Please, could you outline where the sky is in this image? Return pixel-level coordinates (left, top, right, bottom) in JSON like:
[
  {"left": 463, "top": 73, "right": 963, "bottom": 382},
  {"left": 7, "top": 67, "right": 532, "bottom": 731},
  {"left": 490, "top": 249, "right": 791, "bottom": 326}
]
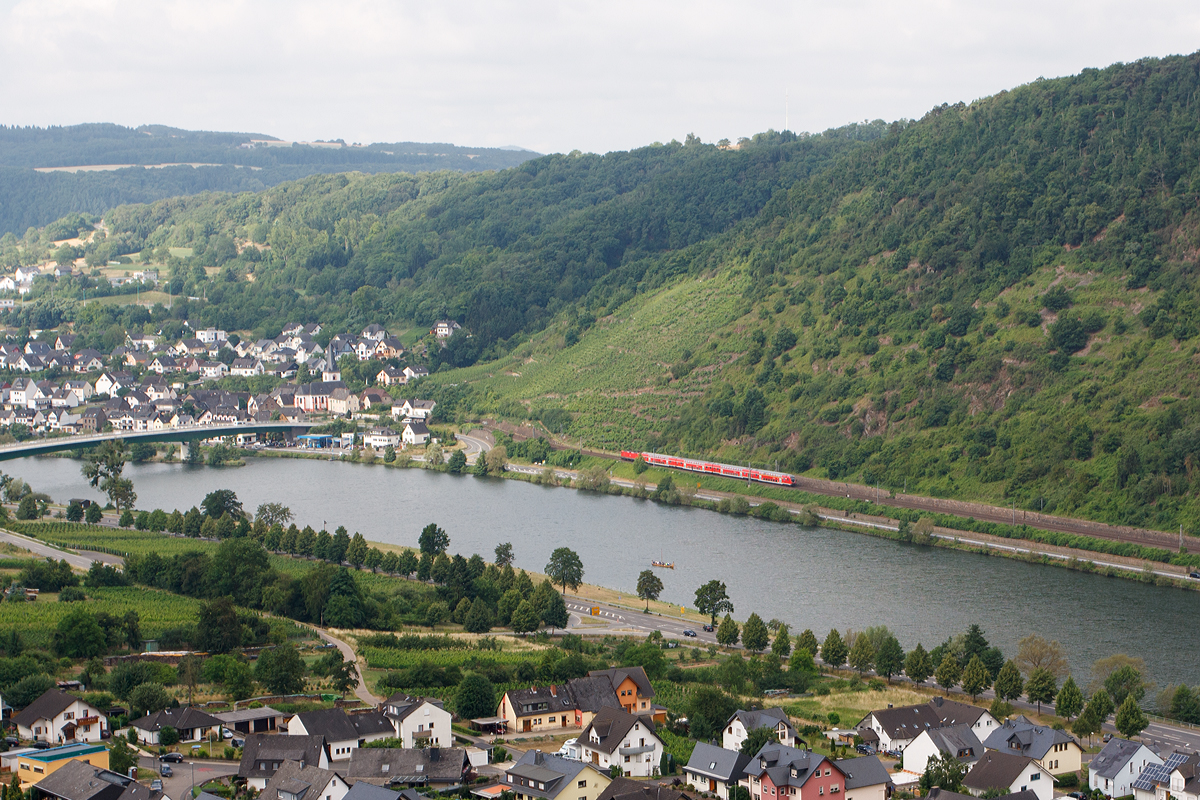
[{"left": 1, "top": 0, "right": 1199, "bottom": 155}]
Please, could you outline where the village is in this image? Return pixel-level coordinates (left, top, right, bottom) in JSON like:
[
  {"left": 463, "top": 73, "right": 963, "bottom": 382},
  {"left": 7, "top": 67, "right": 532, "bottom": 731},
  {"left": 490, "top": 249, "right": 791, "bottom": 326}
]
[{"left": 0, "top": 317, "right": 459, "bottom": 451}]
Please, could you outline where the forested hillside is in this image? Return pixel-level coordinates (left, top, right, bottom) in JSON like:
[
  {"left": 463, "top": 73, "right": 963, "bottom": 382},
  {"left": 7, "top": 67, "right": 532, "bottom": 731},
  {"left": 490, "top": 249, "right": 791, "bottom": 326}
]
[
  {"left": 0, "top": 123, "right": 538, "bottom": 235},
  {"left": 12, "top": 52, "right": 1200, "bottom": 532}
]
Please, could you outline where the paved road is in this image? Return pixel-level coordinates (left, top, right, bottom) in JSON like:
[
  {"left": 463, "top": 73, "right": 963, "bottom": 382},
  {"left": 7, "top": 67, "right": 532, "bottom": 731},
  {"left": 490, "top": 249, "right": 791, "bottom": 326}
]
[
  {"left": 310, "top": 626, "right": 381, "bottom": 706},
  {"left": 138, "top": 754, "right": 238, "bottom": 800},
  {"left": 564, "top": 597, "right": 718, "bottom": 645},
  {"left": 0, "top": 528, "right": 97, "bottom": 569},
  {"left": 456, "top": 432, "right": 492, "bottom": 464}
]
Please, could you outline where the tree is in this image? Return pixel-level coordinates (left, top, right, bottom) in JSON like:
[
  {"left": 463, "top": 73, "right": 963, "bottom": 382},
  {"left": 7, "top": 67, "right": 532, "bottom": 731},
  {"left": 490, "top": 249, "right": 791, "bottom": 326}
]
[
  {"left": 821, "top": 629, "right": 848, "bottom": 668},
  {"left": 494, "top": 542, "right": 514, "bottom": 567},
  {"left": 55, "top": 608, "right": 107, "bottom": 658},
  {"left": 1115, "top": 694, "right": 1149, "bottom": 739},
  {"left": 688, "top": 685, "right": 738, "bottom": 741},
  {"left": 1025, "top": 667, "right": 1058, "bottom": 713},
  {"left": 158, "top": 726, "right": 180, "bottom": 746},
  {"left": 993, "top": 660, "right": 1025, "bottom": 701},
  {"left": 456, "top": 672, "right": 496, "bottom": 719},
  {"left": 1087, "top": 688, "right": 1115, "bottom": 723},
  {"left": 545, "top": 547, "right": 584, "bottom": 593},
  {"left": 129, "top": 682, "right": 171, "bottom": 717},
  {"left": 936, "top": 652, "right": 961, "bottom": 690},
  {"left": 1015, "top": 634, "right": 1069, "bottom": 679},
  {"left": 345, "top": 532, "right": 369, "bottom": 568},
  {"left": 419, "top": 523, "right": 449, "bottom": 555},
  {"left": 919, "top": 752, "right": 967, "bottom": 795},
  {"left": 1072, "top": 705, "right": 1101, "bottom": 742},
  {"left": 740, "top": 725, "right": 779, "bottom": 756},
  {"left": 961, "top": 655, "right": 991, "bottom": 700},
  {"left": 905, "top": 643, "right": 933, "bottom": 684},
  {"left": 14, "top": 493, "right": 36, "bottom": 520},
  {"left": 256, "top": 643, "right": 306, "bottom": 694},
  {"left": 195, "top": 597, "right": 243, "bottom": 654},
  {"left": 695, "top": 580, "right": 734, "bottom": 625},
  {"left": 962, "top": 624, "right": 990, "bottom": 663},
  {"left": 1055, "top": 675, "right": 1084, "bottom": 720},
  {"left": 255, "top": 503, "right": 293, "bottom": 527},
  {"left": 743, "top": 613, "right": 769, "bottom": 652},
  {"left": 717, "top": 614, "right": 740, "bottom": 646},
  {"left": 201, "top": 489, "right": 244, "bottom": 519},
  {"left": 66, "top": 500, "right": 84, "bottom": 522},
  {"left": 510, "top": 600, "right": 541, "bottom": 634},
  {"left": 109, "top": 736, "right": 136, "bottom": 775},
  {"left": 85, "top": 503, "right": 103, "bottom": 524},
  {"left": 484, "top": 445, "right": 507, "bottom": 475},
  {"left": 83, "top": 439, "right": 136, "bottom": 512},
  {"left": 463, "top": 597, "right": 493, "bottom": 633},
  {"left": 331, "top": 660, "right": 358, "bottom": 697},
  {"left": 772, "top": 623, "right": 792, "bottom": 658},
  {"left": 848, "top": 634, "right": 876, "bottom": 673},
  {"left": 1170, "top": 684, "right": 1200, "bottom": 724},
  {"left": 447, "top": 450, "right": 467, "bottom": 473},
  {"left": 637, "top": 570, "right": 664, "bottom": 610},
  {"left": 875, "top": 635, "right": 904, "bottom": 682},
  {"left": 1105, "top": 665, "right": 1147, "bottom": 708},
  {"left": 1089, "top": 654, "right": 1147, "bottom": 695},
  {"left": 796, "top": 629, "right": 819, "bottom": 656}
]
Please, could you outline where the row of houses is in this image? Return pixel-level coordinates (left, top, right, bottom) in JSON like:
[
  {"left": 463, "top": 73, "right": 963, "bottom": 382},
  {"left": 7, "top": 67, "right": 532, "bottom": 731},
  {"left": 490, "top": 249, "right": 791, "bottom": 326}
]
[{"left": 495, "top": 666, "right": 665, "bottom": 734}]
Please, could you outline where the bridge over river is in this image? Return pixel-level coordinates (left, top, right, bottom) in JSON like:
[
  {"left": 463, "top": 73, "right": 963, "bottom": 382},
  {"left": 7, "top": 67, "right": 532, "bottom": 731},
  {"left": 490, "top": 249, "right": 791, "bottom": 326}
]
[{"left": 0, "top": 421, "right": 317, "bottom": 461}]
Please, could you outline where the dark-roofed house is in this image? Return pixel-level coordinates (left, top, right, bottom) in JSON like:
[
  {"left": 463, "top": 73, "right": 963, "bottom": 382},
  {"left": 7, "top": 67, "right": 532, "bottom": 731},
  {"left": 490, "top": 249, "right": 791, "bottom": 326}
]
[
  {"left": 578, "top": 707, "right": 663, "bottom": 779},
  {"left": 129, "top": 706, "right": 223, "bottom": 744},
  {"left": 499, "top": 685, "right": 580, "bottom": 734},
  {"left": 903, "top": 724, "right": 984, "bottom": 776},
  {"left": 597, "top": 777, "right": 692, "bottom": 800},
  {"left": 928, "top": 789, "right": 1038, "bottom": 800},
  {"left": 343, "top": 783, "right": 405, "bottom": 800},
  {"left": 684, "top": 742, "right": 751, "bottom": 800},
  {"left": 345, "top": 747, "right": 469, "bottom": 789},
  {"left": 504, "top": 750, "right": 611, "bottom": 800},
  {"left": 239, "top": 734, "right": 330, "bottom": 790},
  {"left": 1088, "top": 738, "right": 1163, "bottom": 798},
  {"left": 739, "top": 743, "right": 844, "bottom": 800},
  {"left": 382, "top": 694, "right": 452, "bottom": 748},
  {"left": 287, "top": 709, "right": 394, "bottom": 761},
  {"left": 13, "top": 689, "right": 107, "bottom": 744},
  {"left": 32, "top": 759, "right": 162, "bottom": 800},
  {"left": 258, "top": 759, "right": 349, "bottom": 800},
  {"left": 982, "top": 716, "right": 1082, "bottom": 776},
  {"left": 723, "top": 708, "right": 797, "bottom": 752},
  {"left": 586, "top": 667, "right": 661, "bottom": 722},
  {"left": 962, "top": 751, "right": 1053, "bottom": 800},
  {"left": 1131, "top": 751, "right": 1198, "bottom": 800},
  {"left": 855, "top": 698, "right": 997, "bottom": 753},
  {"left": 215, "top": 705, "right": 285, "bottom": 735},
  {"left": 834, "top": 756, "right": 893, "bottom": 800}
]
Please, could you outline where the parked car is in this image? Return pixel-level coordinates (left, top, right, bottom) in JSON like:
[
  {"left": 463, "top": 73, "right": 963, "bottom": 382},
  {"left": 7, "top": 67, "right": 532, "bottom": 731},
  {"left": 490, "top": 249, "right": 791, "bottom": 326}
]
[
  {"left": 31, "top": 740, "right": 51, "bottom": 749},
  {"left": 231, "top": 738, "right": 244, "bottom": 749},
  {"left": 221, "top": 727, "right": 233, "bottom": 739},
  {"left": 1103, "top": 733, "right": 1113, "bottom": 743},
  {"left": 1190, "top": 571, "right": 1200, "bottom": 579},
  {"left": 159, "top": 752, "right": 185, "bottom": 763},
  {"left": 856, "top": 744, "right": 875, "bottom": 755},
  {"left": 703, "top": 624, "right": 714, "bottom": 632},
  {"left": 683, "top": 629, "right": 697, "bottom": 637},
  {"left": 150, "top": 780, "right": 163, "bottom": 792},
  {"left": 160, "top": 766, "right": 173, "bottom": 778},
  {"left": 3, "top": 737, "right": 17, "bottom": 747}
]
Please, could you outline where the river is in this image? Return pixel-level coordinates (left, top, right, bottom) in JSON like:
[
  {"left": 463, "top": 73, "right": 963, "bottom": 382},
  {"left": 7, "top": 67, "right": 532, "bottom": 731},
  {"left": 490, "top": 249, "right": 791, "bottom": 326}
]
[{"left": 8, "top": 455, "right": 1192, "bottom": 688}]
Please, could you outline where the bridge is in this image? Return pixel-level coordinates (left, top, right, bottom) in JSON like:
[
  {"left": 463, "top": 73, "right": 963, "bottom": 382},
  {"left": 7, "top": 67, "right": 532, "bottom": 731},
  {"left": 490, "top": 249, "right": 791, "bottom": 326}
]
[{"left": 0, "top": 421, "right": 319, "bottom": 462}]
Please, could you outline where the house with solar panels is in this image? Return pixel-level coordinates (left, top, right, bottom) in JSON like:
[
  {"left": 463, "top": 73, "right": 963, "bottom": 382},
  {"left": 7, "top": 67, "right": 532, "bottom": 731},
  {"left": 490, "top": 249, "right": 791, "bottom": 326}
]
[
  {"left": 1131, "top": 751, "right": 1199, "bottom": 800},
  {"left": 1089, "top": 738, "right": 1163, "bottom": 798}
]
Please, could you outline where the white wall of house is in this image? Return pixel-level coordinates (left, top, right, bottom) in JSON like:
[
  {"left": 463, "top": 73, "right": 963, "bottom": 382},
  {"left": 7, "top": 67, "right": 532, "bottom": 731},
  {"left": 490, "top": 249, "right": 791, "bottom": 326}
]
[
  {"left": 396, "top": 702, "right": 452, "bottom": 748},
  {"left": 901, "top": 731, "right": 948, "bottom": 777},
  {"left": 969, "top": 761, "right": 1053, "bottom": 800},
  {"left": 16, "top": 699, "right": 106, "bottom": 743},
  {"left": 1089, "top": 746, "right": 1163, "bottom": 798},
  {"left": 580, "top": 722, "right": 663, "bottom": 778}
]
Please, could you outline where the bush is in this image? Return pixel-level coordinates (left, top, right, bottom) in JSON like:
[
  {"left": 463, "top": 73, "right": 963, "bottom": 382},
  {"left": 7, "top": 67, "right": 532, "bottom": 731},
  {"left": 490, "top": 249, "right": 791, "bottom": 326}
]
[
  {"left": 1055, "top": 774, "right": 1079, "bottom": 789},
  {"left": 85, "top": 504, "right": 103, "bottom": 524},
  {"left": 59, "top": 586, "right": 87, "bottom": 602}
]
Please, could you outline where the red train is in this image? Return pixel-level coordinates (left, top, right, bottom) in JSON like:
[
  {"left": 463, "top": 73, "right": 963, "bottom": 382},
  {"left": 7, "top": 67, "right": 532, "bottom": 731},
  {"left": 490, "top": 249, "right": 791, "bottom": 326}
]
[{"left": 619, "top": 450, "right": 795, "bottom": 486}]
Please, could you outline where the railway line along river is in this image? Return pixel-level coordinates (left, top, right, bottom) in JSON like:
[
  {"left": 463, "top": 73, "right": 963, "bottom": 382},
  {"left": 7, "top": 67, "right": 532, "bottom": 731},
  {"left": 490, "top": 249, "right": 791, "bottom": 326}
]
[{"left": 10, "top": 455, "right": 1196, "bottom": 687}]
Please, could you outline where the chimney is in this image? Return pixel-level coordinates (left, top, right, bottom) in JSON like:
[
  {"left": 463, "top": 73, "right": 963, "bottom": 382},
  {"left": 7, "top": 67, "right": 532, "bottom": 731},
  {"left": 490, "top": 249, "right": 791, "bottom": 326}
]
[{"left": 550, "top": 686, "right": 557, "bottom": 698}]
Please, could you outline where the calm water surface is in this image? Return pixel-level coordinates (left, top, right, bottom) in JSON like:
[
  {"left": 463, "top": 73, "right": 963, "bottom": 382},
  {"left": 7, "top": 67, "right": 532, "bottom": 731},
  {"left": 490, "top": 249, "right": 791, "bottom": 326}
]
[{"left": 8, "top": 455, "right": 1189, "bottom": 686}]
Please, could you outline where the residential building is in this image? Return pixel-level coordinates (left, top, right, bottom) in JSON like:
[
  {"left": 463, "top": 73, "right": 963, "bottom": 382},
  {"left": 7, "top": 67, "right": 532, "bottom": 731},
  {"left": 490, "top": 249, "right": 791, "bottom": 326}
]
[
  {"left": 196, "top": 328, "right": 228, "bottom": 344},
  {"left": 499, "top": 685, "right": 581, "bottom": 734},
  {"left": 402, "top": 366, "right": 429, "bottom": 382},
  {"left": 129, "top": 706, "right": 224, "bottom": 744},
  {"left": 31, "top": 759, "right": 161, "bottom": 800},
  {"left": 395, "top": 399, "right": 437, "bottom": 420},
  {"left": 1089, "top": 738, "right": 1163, "bottom": 798},
  {"left": 258, "top": 759, "right": 349, "bottom": 800},
  {"left": 684, "top": 742, "right": 751, "bottom": 800},
  {"left": 286, "top": 708, "right": 394, "bottom": 760},
  {"left": 597, "top": 778, "right": 692, "bottom": 800},
  {"left": 504, "top": 750, "right": 611, "bottom": 800},
  {"left": 215, "top": 706, "right": 284, "bottom": 736},
  {"left": 328, "top": 387, "right": 361, "bottom": 416},
  {"left": 433, "top": 320, "right": 460, "bottom": 339},
  {"left": 377, "top": 367, "right": 407, "bottom": 386},
  {"left": 344, "top": 747, "right": 470, "bottom": 789},
  {"left": 834, "top": 756, "right": 893, "bottom": 800},
  {"left": 198, "top": 361, "right": 229, "bottom": 380},
  {"left": 231, "top": 358, "right": 265, "bottom": 377},
  {"left": 902, "top": 724, "right": 984, "bottom": 776},
  {"left": 578, "top": 707, "right": 663, "bottom": 778},
  {"left": 587, "top": 667, "right": 662, "bottom": 721},
  {"left": 238, "top": 733, "right": 330, "bottom": 790},
  {"left": 13, "top": 688, "right": 107, "bottom": 743},
  {"left": 295, "top": 381, "right": 347, "bottom": 413},
  {"left": 855, "top": 697, "right": 997, "bottom": 753},
  {"left": 361, "top": 324, "right": 388, "bottom": 341},
  {"left": 400, "top": 419, "right": 430, "bottom": 447},
  {"left": 982, "top": 716, "right": 1082, "bottom": 775},
  {"left": 740, "top": 743, "right": 844, "bottom": 800},
  {"left": 1131, "top": 752, "right": 1197, "bottom": 800},
  {"left": 723, "top": 708, "right": 797, "bottom": 752},
  {"left": 382, "top": 694, "right": 452, "bottom": 749},
  {"left": 14, "top": 743, "right": 108, "bottom": 790},
  {"left": 961, "top": 752, "right": 1053, "bottom": 800},
  {"left": 343, "top": 783, "right": 406, "bottom": 800}
]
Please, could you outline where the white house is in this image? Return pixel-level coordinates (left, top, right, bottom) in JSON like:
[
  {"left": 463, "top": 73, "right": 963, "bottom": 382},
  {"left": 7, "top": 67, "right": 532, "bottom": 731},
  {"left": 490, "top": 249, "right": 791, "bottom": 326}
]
[
  {"left": 129, "top": 706, "right": 224, "bottom": 744},
  {"left": 961, "top": 751, "right": 1053, "bottom": 800},
  {"left": 364, "top": 428, "right": 401, "bottom": 450},
  {"left": 231, "top": 358, "right": 265, "bottom": 377},
  {"left": 196, "top": 328, "right": 228, "bottom": 344},
  {"left": 395, "top": 399, "right": 436, "bottom": 420},
  {"left": 1089, "top": 739, "right": 1164, "bottom": 798},
  {"left": 402, "top": 365, "right": 429, "bottom": 382},
  {"left": 286, "top": 708, "right": 394, "bottom": 761},
  {"left": 723, "top": 708, "right": 797, "bottom": 752},
  {"left": 400, "top": 419, "right": 430, "bottom": 447},
  {"left": 259, "top": 760, "right": 349, "bottom": 800},
  {"left": 685, "top": 742, "right": 751, "bottom": 800},
  {"left": 855, "top": 697, "right": 997, "bottom": 753},
  {"left": 12, "top": 689, "right": 107, "bottom": 744},
  {"left": 433, "top": 319, "right": 460, "bottom": 338},
  {"left": 1132, "top": 752, "right": 1199, "bottom": 800},
  {"left": 382, "top": 693, "right": 452, "bottom": 749},
  {"left": 578, "top": 707, "right": 663, "bottom": 779},
  {"left": 902, "top": 724, "right": 983, "bottom": 777}
]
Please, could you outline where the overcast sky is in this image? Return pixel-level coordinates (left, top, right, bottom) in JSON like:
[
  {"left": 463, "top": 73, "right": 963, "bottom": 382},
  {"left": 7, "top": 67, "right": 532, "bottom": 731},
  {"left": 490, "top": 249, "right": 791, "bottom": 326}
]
[{"left": 2, "top": 0, "right": 1199, "bottom": 155}]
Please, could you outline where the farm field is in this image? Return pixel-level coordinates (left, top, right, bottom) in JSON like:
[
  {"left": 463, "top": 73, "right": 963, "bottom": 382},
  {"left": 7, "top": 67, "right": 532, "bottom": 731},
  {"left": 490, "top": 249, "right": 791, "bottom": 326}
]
[{"left": 0, "top": 585, "right": 206, "bottom": 648}]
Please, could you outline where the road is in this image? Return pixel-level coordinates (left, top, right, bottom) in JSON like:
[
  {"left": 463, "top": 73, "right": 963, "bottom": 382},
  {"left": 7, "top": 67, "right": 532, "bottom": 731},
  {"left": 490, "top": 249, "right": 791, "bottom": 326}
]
[
  {"left": 138, "top": 754, "right": 238, "bottom": 800},
  {"left": 0, "top": 528, "right": 99, "bottom": 569},
  {"left": 564, "top": 597, "right": 718, "bottom": 645},
  {"left": 456, "top": 432, "right": 492, "bottom": 464},
  {"left": 310, "top": 626, "right": 382, "bottom": 706}
]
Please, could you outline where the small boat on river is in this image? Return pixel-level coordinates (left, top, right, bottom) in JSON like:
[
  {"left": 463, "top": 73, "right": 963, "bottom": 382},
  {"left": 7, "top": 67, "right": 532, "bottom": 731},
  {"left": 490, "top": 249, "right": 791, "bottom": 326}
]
[{"left": 651, "top": 560, "right": 674, "bottom": 569}]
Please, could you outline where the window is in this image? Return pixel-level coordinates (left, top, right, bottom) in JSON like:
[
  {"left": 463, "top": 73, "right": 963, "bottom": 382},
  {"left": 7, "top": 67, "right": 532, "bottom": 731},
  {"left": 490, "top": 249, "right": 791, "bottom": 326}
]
[
  {"left": 578, "top": 781, "right": 587, "bottom": 788},
  {"left": 1031, "top": 774, "right": 1040, "bottom": 781},
  {"left": 819, "top": 789, "right": 824, "bottom": 796},
  {"left": 382, "top": 765, "right": 390, "bottom": 773},
  {"left": 550, "top": 717, "right": 556, "bottom": 724},
  {"left": 625, "top": 756, "right": 631, "bottom": 763}
]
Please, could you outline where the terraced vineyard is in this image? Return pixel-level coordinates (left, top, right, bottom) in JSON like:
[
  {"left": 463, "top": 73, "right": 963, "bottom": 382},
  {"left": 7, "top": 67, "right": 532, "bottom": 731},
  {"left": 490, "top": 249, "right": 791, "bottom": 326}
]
[{"left": 0, "top": 586, "right": 205, "bottom": 648}]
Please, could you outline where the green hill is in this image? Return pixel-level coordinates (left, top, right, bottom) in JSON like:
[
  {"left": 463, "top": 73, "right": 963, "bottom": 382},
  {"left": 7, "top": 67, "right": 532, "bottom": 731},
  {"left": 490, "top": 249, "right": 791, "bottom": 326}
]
[{"left": 9, "top": 52, "right": 1200, "bottom": 533}]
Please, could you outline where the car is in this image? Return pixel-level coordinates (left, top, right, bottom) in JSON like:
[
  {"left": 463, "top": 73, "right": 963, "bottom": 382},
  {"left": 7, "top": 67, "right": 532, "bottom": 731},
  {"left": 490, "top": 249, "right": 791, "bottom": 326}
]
[
  {"left": 232, "top": 738, "right": 244, "bottom": 749},
  {"left": 3, "top": 737, "right": 17, "bottom": 747},
  {"left": 221, "top": 727, "right": 233, "bottom": 739},
  {"left": 159, "top": 753, "right": 185, "bottom": 763},
  {"left": 31, "top": 740, "right": 52, "bottom": 749},
  {"left": 151, "top": 781, "right": 163, "bottom": 792},
  {"left": 856, "top": 744, "right": 875, "bottom": 755},
  {"left": 160, "top": 766, "right": 173, "bottom": 778},
  {"left": 703, "top": 624, "right": 714, "bottom": 632},
  {"left": 683, "top": 629, "right": 697, "bottom": 637},
  {"left": 1190, "top": 572, "right": 1200, "bottom": 579},
  {"left": 1067, "top": 792, "right": 1085, "bottom": 799},
  {"left": 1103, "top": 733, "right": 1113, "bottom": 743}
]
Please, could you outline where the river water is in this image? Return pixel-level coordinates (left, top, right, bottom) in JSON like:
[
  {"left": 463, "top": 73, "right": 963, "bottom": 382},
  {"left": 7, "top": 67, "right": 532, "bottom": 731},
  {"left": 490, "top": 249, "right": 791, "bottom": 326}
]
[{"left": 8, "top": 455, "right": 1190, "bottom": 687}]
